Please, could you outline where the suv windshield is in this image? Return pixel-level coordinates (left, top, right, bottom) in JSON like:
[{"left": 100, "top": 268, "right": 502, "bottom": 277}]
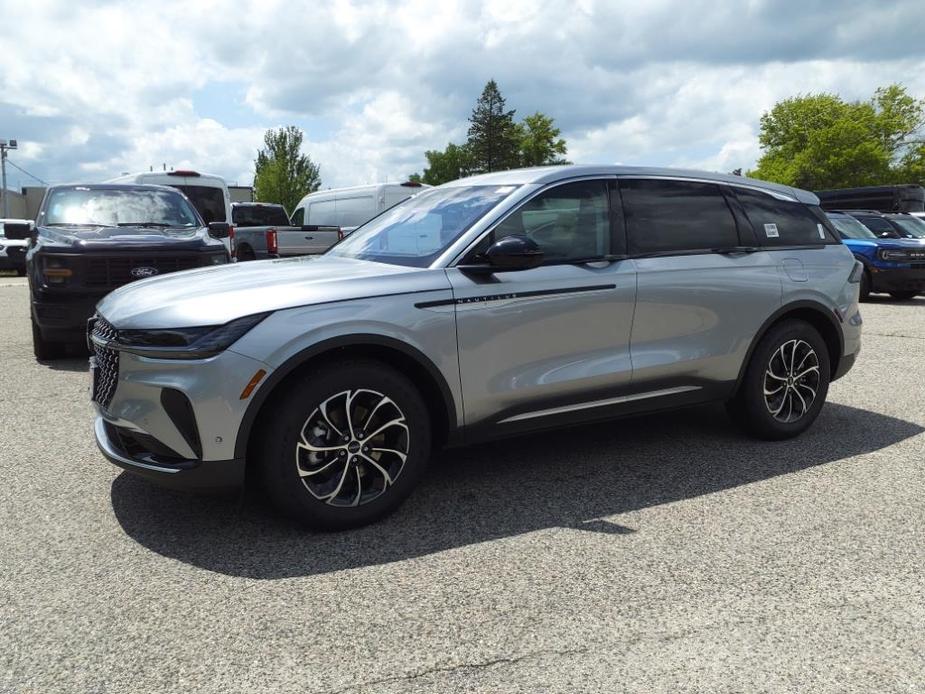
[
  {"left": 44, "top": 188, "right": 202, "bottom": 228},
  {"left": 329, "top": 185, "right": 518, "bottom": 267},
  {"left": 233, "top": 205, "right": 291, "bottom": 227},
  {"left": 888, "top": 216, "right": 925, "bottom": 239},
  {"left": 828, "top": 215, "right": 877, "bottom": 240}
]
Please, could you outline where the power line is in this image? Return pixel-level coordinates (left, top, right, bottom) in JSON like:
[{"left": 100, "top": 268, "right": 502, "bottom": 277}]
[{"left": 5, "top": 158, "right": 48, "bottom": 186}]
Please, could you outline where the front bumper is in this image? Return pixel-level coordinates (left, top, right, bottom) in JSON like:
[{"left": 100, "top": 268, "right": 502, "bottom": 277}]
[
  {"left": 95, "top": 417, "right": 244, "bottom": 490},
  {"left": 869, "top": 266, "right": 925, "bottom": 293},
  {"left": 33, "top": 291, "right": 108, "bottom": 340}
]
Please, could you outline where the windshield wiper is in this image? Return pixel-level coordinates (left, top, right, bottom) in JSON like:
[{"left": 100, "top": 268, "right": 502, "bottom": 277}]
[{"left": 117, "top": 222, "right": 172, "bottom": 228}]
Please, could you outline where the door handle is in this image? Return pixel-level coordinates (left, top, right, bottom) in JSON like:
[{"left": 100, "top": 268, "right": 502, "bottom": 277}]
[{"left": 304, "top": 235, "right": 314, "bottom": 240}]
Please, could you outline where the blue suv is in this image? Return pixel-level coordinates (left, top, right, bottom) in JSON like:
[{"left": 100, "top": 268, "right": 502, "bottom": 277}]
[{"left": 827, "top": 211, "right": 925, "bottom": 300}]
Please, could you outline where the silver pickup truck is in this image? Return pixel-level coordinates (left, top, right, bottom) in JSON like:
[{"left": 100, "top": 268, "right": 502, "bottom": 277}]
[{"left": 232, "top": 202, "right": 342, "bottom": 261}]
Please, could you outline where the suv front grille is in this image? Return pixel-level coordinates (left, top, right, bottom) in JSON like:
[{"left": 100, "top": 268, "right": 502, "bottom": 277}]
[
  {"left": 85, "top": 256, "right": 202, "bottom": 288},
  {"left": 91, "top": 317, "right": 119, "bottom": 408}
]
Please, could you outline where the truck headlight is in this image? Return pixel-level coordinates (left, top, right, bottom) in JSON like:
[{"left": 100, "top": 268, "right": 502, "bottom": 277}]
[
  {"left": 42, "top": 256, "right": 73, "bottom": 284},
  {"left": 115, "top": 312, "right": 269, "bottom": 359},
  {"left": 878, "top": 249, "right": 910, "bottom": 262}
]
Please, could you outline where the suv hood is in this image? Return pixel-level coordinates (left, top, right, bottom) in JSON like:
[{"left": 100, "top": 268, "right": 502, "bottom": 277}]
[
  {"left": 96, "top": 255, "right": 451, "bottom": 329},
  {"left": 843, "top": 237, "right": 925, "bottom": 249},
  {"left": 37, "top": 224, "right": 215, "bottom": 250}
]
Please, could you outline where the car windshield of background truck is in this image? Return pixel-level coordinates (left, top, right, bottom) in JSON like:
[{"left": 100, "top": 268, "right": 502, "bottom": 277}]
[
  {"left": 44, "top": 188, "right": 201, "bottom": 230},
  {"left": 827, "top": 214, "right": 878, "bottom": 240},
  {"left": 329, "top": 185, "right": 517, "bottom": 267},
  {"left": 173, "top": 185, "right": 227, "bottom": 224},
  {"left": 889, "top": 216, "right": 925, "bottom": 239}
]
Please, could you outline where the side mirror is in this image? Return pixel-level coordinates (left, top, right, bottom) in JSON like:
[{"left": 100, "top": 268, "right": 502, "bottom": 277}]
[
  {"left": 208, "top": 222, "right": 231, "bottom": 239},
  {"left": 480, "top": 234, "right": 544, "bottom": 272},
  {"left": 2, "top": 222, "right": 31, "bottom": 240}
]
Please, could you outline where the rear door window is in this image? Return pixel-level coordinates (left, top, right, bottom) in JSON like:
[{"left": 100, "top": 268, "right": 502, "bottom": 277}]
[
  {"left": 621, "top": 179, "right": 738, "bottom": 254},
  {"left": 735, "top": 188, "right": 834, "bottom": 245},
  {"left": 173, "top": 185, "right": 226, "bottom": 224},
  {"left": 232, "top": 205, "right": 290, "bottom": 227}
]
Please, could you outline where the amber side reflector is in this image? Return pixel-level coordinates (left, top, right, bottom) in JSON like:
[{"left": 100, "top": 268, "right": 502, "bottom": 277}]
[{"left": 239, "top": 369, "right": 267, "bottom": 400}]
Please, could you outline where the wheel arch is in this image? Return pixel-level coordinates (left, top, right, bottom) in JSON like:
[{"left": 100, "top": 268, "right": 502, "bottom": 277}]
[
  {"left": 734, "top": 300, "right": 845, "bottom": 392},
  {"left": 235, "top": 334, "right": 460, "bottom": 463}
]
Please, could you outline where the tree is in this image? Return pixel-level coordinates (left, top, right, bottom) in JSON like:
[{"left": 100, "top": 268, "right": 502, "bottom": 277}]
[
  {"left": 420, "top": 143, "right": 474, "bottom": 185},
  {"left": 466, "top": 80, "right": 522, "bottom": 173},
  {"left": 253, "top": 126, "right": 321, "bottom": 213},
  {"left": 750, "top": 85, "right": 925, "bottom": 190},
  {"left": 518, "top": 112, "right": 570, "bottom": 167}
]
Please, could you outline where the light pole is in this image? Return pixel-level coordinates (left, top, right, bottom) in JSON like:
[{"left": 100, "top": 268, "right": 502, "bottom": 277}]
[{"left": 0, "top": 138, "right": 18, "bottom": 219}]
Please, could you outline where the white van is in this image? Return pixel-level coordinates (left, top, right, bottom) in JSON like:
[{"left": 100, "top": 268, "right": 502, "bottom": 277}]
[
  {"left": 106, "top": 170, "right": 234, "bottom": 253},
  {"left": 292, "top": 182, "right": 430, "bottom": 235}
]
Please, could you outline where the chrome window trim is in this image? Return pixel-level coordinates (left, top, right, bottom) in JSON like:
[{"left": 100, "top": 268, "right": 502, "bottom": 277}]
[
  {"left": 497, "top": 386, "right": 703, "bottom": 424},
  {"left": 620, "top": 175, "right": 798, "bottom": 202}
]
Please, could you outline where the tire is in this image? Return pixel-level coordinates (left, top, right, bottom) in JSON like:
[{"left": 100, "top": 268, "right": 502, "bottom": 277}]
[
  {"left": 16, "top": 267, "right": 26, "bottom": 277},
  {"left": 32, "top": 319, "right": 66, "bottom": 361},
  {"left": 859, "top": 270, "right": 871, "bottom": 301},
  {"left": 256, "top": 358, "right": 431, "bottom": 530},
  {"left": 236, "top": 245, "right": 256, "bottom": 262},
  {"left": 727, "top": 319, "right": 830, "bottom": 441},
  {"left": 890, "top": 290, "right": 918, "bottom": 300}
]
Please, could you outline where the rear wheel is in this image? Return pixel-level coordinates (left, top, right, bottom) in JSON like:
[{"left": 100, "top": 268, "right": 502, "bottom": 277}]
[
  {"left": 32, "top": 319, "right": 66, "bottom": 361},
  {"left": 890, "top": 290, "right": 918, "bottom": 300},
  {"left": 236, "top": 245, "right": 256, "bottom": 262},
  {"left": 728, "top": 319, "right": 830, "bottom": 440},
  {"left": 256, "top": 359, "right": 431, "bottom": 530}
]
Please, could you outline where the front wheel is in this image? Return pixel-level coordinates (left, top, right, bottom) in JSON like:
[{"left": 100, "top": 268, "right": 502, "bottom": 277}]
[
  {"left": 890, "top": 290, "right": 918, "bottom": 300},
  {"left": 859, "top": 270, "right": 871, "bottom": 301},
  {"left": 256, "top": 359, "right": 431, "bottom": 530},
  {"left": 32, "top": 319, "right": 66, "bottom": 361},
  {"left": 728, "top": 319, "right": 830, "bottom": 440}
]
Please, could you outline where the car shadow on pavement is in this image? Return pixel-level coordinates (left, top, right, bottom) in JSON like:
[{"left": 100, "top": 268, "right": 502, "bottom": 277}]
[
  {"left": 110, "top": 402, "right": 923, "bottom": 579},
  {"left": 41, "top": 357, "right": 89, "bottom": 372}
]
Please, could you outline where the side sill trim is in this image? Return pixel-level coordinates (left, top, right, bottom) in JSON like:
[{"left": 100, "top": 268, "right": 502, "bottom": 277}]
[{"left": 496, "top": 385, "right": 703, "bottom": 424}]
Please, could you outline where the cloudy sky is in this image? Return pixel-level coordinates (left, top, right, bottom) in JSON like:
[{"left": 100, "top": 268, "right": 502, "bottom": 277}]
[{"left": 2, "top": 0, "right": 924, "bottom": 191}]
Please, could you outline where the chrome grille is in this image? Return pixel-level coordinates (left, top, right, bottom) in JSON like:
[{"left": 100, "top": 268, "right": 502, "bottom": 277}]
[{"left": 91, "top": 317, "right": 119, "bottom": 408}]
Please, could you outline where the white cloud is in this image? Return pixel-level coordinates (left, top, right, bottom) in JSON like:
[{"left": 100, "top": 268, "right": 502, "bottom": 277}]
[{"left": 1, "top": 0, "right": 924, "bottom": 190}]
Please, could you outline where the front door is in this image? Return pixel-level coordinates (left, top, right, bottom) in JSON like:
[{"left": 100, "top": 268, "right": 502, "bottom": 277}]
[{"left": 447, "top": 179, "right": 637, "bottom": 428}]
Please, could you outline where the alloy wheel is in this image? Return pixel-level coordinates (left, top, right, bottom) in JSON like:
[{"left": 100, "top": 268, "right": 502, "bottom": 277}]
[
  {"left": 763, "top": 339, "right": 820, "bottom": 423},
  {"left": 295, "top": 389, "right": 409, "bottom": 507}
]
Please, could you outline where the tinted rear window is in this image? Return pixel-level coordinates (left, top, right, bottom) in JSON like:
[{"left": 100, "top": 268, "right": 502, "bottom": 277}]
[
  {"left": 173, "top": 185, "right": 226, "bottom": 223},
  {"left": 232, "top": 205, "right": 290, "bottom": 227},
  {"left": 735, "top": 189, "right": 832, "bottom": 245},
  {"left": 621, "top": 179, "right": 738, "bottom": 254}
]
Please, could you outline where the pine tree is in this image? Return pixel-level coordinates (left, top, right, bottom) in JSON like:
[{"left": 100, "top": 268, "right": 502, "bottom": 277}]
[{"left": 466, "top": 80, "right": 521, "bottom": 173}]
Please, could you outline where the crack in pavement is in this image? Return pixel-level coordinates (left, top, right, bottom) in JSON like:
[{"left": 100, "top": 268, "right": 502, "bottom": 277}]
[
  {"left": 320, "top": 646, "right": 590, "bottom": 694},
  {"left": 864, "top": 332, "right": 925, "bottom": 340}
]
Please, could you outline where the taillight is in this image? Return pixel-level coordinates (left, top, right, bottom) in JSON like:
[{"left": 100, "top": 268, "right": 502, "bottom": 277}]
[{"left": 266, "top": 228, "right": 278, "bottom": 255}]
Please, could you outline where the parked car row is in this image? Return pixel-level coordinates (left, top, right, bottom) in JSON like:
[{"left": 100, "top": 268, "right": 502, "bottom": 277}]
[
  {"left": 83, "top": 165, "right": 864, "bottom": 529},
  {"left": 0, "top": 218, "right": 31, "bottom": 276}
]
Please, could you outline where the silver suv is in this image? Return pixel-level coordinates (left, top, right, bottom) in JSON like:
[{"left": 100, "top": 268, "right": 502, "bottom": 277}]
[{"left": 90, "top": 166, "right": 862, "bottom": 529}]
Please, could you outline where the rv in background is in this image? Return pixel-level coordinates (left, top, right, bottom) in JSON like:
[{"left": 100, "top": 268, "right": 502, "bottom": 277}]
[
  {"left": 816, "top": 184, "right": 925, "bottom": 213},
  {"left": 106, "top": 170, "right": 234, "bottom": 254}
]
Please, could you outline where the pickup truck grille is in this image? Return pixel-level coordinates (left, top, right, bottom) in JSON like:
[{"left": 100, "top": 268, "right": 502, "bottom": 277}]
[
  {"left": 84, "top": 256, "right": 202, "bottom": 288},
  {"left": 90, "top": 317, "right": 119, "bottom": 409}
]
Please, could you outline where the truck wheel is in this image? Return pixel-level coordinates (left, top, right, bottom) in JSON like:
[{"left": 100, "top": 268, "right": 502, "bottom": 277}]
[
  {"left": 256, "top": 358, "right": 431, "bottom": 530},
  {"left": 727, "top": 319, "right": 830, "bottom": 441},
  {"left": 890, "top": 291, "right": 918, "bottom": 300},
  {"left": 32, "top": 319, "right": 66, "bottom": 361},
  {"left": 859, "top": 270, "right": 871, "bottom": 301}
]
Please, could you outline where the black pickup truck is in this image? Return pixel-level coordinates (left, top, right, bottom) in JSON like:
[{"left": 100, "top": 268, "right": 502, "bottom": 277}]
[{"left": 6, "top": 183, "right": 231, "bottom": 359}]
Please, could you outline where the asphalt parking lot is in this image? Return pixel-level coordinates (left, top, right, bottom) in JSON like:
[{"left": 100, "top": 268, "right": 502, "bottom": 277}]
[{"left": 1, "top": 274, "right": 924, "bottom": 693}]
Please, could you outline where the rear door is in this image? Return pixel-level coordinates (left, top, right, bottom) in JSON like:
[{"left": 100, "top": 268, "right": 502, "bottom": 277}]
[{"left": 621, "top": 178, "right": 782, "bottom": 393}]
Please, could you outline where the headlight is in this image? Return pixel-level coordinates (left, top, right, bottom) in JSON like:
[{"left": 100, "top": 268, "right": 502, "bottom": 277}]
[
  {"left": 877, "top": 248, "right": 925, "bottom": 262},
  {"left": 114, "top": 312, "right": 269, "bottom": 359},
  {"left": 42, "top": 255, "right": 73, "bottom": 284}
]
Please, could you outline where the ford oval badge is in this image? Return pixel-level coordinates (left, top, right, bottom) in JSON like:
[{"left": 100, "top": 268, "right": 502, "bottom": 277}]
[{"left": 130, "top": 266, "right": 158, "bottom": 279}]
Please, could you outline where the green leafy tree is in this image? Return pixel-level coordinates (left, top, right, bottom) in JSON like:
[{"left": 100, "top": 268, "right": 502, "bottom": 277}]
[
  {"left": 518, "top": 112, "right": 570, "bottom": 167},
  {"left": 750, "top": 85, "right": 925, "bottom": 189},
  {"left": 466, "top": 80, "right": 521, "bottom": 173},
  {"left": 407, "top": 172, "right": 423, "bottom": 184},
  {"left": 421, "top": 143, "right": 474, "bottom": 185},
  {"left": 253, "top": 126, "right": 321, "bottom": 213}
]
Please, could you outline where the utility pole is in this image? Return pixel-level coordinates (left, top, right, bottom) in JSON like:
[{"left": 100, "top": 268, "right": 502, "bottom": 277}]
[{"left": 0, "top": 138, "right": 18, "bottom": 218}]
